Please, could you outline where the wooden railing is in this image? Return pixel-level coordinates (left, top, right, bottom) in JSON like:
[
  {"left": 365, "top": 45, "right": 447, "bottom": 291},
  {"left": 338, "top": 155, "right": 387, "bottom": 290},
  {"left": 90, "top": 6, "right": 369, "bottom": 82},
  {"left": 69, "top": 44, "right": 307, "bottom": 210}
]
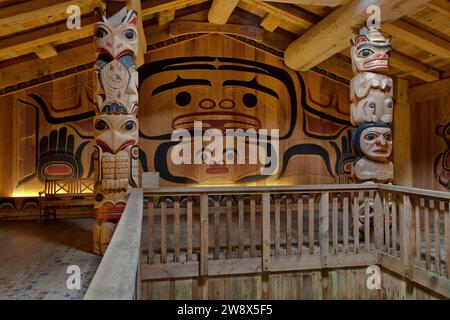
[
  {"left": 377, "top": 185, "right": 450, "bottom": 298},
  {"left": 83, "top": 184, "right": 449, "bottom": 299},
  {"left": 143, "top": 185, "right": 375, "bottom": 298},
  {"left": 142, "top": 184, "right": 450, "bottom": 298},
  {"left": 84, "top": 188, "right": 143, "bottom": 300}
]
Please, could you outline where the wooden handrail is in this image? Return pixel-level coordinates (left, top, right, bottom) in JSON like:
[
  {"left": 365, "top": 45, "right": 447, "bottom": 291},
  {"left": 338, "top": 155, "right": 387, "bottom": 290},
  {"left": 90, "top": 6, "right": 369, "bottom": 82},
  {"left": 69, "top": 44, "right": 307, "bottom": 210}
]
[
  {"left": 144, "top": 183, "right": 378, "bottom": 195},
  {"left": 84, "top": 188, "right": 143, "bottom": 300},
  {"left": 378, "top": 184, "right": 450, "bottom": 200},
  {"left": 144, "top": 184, "right": 450, "bottom": 198}
]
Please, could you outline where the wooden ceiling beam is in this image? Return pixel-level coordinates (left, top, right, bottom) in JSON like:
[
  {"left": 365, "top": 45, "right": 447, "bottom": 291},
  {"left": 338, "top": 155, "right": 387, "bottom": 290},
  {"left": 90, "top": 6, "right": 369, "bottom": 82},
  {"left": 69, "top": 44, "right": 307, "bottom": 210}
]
[
  {"left": 261, "top": 0, "right": 349, "bottom": 5},
  {"left": 241, "top": 0, "right": 319, "bottom": 30},
  {"left": 34, "top": 44, "right": 59, "bottom": 59},
  {"left": 158, "top": 9, "right": 176, "bottom": 25},
  {"left": 390, "top": 50, "right": 440, "bottom": 82},
  {"left": 0, "top": 15, "right": 95, "bottom": 62},
  {"left": 383, "top": 20, "right": 450, "bottom": 60},
  {"left": 425, "top": 0, "right": 450, "bottom": 19},
  {"left": 260, "top": 13, "right": 282, "bottom": 32},
  {"left": 208, "top": 0, "right": 240, "bottom": 25},
  {"left": 0, "top": 0, "right": 101, "bottom": 38},
  {"left": 169, "top": 21, "right": 264, "bottom": 41},
  {"left": 284, "top": 0, "right": 431, "bottom": 71},
  {"left": 141, "top": 0, "right": 208, "bottom": 20},
  {"left": 0, "top": 42, "right": 95, "bottom": 91}
]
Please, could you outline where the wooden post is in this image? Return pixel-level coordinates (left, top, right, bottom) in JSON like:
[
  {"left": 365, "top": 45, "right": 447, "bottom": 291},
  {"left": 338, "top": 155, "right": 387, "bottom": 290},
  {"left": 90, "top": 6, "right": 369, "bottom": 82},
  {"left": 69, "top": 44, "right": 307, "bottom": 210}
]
[
  {"left": 199, "top": 193, "right": 209, "bottom": 299},
  {"left": 261, "top": 193, "right": 270, "bottom": 299},
  {"left": 394, "top": 78, "right": 413, "bottom": 186},
  {"left": 319, "top": 192, "right": 329, "bottom": 268}
]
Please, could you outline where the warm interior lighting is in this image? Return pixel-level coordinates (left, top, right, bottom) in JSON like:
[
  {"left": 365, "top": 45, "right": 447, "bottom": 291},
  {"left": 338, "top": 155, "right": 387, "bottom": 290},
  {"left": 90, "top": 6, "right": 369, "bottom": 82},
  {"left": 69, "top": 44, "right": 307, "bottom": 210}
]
[{"left": 11, "top": 191, "right": 40, "bottom": 197}]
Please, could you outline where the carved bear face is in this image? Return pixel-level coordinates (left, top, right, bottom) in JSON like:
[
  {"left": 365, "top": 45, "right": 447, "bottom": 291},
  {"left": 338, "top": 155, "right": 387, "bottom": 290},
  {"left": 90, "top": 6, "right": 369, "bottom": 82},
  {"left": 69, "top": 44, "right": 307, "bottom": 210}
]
[{"left": 351, "top": 28, "right": 391, "bottom": 74}]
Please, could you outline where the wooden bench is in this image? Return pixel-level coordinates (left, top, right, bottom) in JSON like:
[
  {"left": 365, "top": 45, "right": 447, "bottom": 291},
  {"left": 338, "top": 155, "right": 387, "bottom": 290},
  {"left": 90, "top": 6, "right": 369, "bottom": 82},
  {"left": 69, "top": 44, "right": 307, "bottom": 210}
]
[{"left": 38, "top": 178, "right": 94, "bottom": 223}]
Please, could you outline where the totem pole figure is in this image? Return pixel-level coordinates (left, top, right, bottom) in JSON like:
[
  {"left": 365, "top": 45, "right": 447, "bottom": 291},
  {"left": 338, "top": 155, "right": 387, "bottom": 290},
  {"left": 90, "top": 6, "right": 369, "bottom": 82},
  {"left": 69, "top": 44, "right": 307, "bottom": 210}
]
[
  {"left": 350, "top": 26, "right": 394, "bottom": 183},
  {"left": 92, "top": 7, "right": 140, "bottom": 255}
]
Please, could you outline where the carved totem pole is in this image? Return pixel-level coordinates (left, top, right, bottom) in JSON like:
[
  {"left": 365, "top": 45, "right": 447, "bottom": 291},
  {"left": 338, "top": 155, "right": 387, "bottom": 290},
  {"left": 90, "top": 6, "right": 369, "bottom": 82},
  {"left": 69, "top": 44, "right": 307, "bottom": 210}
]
[
  {"left": 350, "top": 26, "right": 394, "bottom": 183},
  {"left": 93, "top": 7, "right": 140, "bottom": 255}
]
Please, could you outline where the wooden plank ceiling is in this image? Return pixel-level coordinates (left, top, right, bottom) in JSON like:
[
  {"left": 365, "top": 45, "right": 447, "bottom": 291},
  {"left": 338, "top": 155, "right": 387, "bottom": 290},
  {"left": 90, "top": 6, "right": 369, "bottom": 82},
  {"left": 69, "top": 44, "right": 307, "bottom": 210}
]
[{"left": 0, "top": 0, "right": 449, "bottom": 92}]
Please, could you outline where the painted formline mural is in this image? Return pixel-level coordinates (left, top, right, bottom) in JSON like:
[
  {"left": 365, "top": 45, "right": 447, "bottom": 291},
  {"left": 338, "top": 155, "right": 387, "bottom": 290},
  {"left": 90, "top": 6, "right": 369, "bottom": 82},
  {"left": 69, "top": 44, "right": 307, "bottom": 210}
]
[
  {"left": 9, "top": 37, "right": 354, "bottom": 197},
  {"left": 435, "top": 122, "right": 450, "bottom": 190}
]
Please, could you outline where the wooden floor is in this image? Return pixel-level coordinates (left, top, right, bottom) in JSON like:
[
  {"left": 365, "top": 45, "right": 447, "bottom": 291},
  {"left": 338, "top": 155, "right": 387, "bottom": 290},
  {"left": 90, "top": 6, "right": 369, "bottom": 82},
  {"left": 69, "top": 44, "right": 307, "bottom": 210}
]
[{"left": 0, "top": 218, "right": 101, "bottom": 300}]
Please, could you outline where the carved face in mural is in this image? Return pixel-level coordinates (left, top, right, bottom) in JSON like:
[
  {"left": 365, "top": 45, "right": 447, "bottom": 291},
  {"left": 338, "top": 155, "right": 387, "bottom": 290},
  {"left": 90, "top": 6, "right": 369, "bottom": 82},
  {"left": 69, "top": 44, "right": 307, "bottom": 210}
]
[
  {"left": 351, "top": 28, "right": 391, "bottom": 74},
  {"left": 94, "top": 114, "right": 138, "bottom": 154},
  {"left": 359, "top": 126, "right": 392, "bottom": 161},
  {"left": 139, "top": 57, "right": 296, "bottom": 184},
  {"left": 94, "top": 8, "right": 138, "bottom": 61}
]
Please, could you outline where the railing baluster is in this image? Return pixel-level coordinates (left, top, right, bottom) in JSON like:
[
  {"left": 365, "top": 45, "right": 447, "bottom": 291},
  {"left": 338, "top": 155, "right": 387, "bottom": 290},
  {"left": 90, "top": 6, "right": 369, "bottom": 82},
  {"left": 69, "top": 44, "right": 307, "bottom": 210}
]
[
  {"left": 250, "top": 197, "right": 256, "bottom": 258},
  {"left": 226, "top": 199, "right": 232, "bottom": 259},
  {"left": 297, "top": 196, "right": 303, "bottom": 256},
  {"left": 434, "top": 201, "right": 441, "bottom": 274},
  {"left": 364, "top": 192, "right": 370, "bottom": 252},
  {"left": 332, "top": 195, "right": 338, "bottom": 254},
  {"left": 384, "top": 193, "right": 390, "bottom": 254},
  {"left": 147, "top": 196, "right": 154, "bottom": 264},
  {"left": 425, "top": 200, "right": 431, "bottom": 271},
  {"left": 309, "top": 196, "right": 315, "bottom": 255},
  {"left": 343, "top": 195, "right": 349, "bottom": 253},
  {"left": 374, "top": 191, "right": 383, "bottom": 251},
  {"left": 160, "top": 200, "right": 167, "bottom": 264},
  {"left": 275, "top": 196, "right": 281, "bottom": 256},
  {"left": 401, "top": 195, "right": 413, "bottom": 277},
  {"left": 174, "top": 198, "right": 180, "bottom": 263},
  {"left": 261, "top": 193, "right": 271, "bottom": 300},
  {"left": 414, "top": 198, "right": 421, "bottom": 268},
  {"left": 353, "top": 193, "right": 359, "bottom": 254},
  {"left": 187, "top": 197, "right": 193, "bottom": 262},
  {"left": 238, "top": 197, "right": 244, "bottom": 258},
  {"left": 214, "top": 197, "right": 220, "bottom": 260},
  {"left": 199, "top": 193, "right": 209, "bottom": 299},
  {"left": 286, "top": 198, "right": 292, "bottom": 256},
  {"left": 320, "top": 192, "right": 329, "bottom": 267},
  {"left": 392, "top": 197, "right": 397, "bottom": 255}
]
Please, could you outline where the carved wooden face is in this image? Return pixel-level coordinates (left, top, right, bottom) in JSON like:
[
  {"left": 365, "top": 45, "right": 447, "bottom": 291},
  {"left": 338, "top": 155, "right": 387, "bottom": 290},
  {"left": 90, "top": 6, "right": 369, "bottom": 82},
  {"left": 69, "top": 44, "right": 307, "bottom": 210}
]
[
  {"left": 94, "top": 8, "right": 138, "bottom": 60},
  {"left": 351, "top": 29, "right": 391, "bottom": 74},
  {"left": 94, "top": 114, "right": 138, "bottom": 154},
  {"left": 359, "top": 126, "right": 392, "bottom": 161}
]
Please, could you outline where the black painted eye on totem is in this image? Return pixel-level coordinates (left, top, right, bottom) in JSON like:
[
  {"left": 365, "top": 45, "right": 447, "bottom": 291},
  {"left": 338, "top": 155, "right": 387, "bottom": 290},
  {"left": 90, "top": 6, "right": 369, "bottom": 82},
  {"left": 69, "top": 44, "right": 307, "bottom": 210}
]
[
  {"left": 95, "top": 27, "right": 107, "bottom": 38},
  {"left": 122, "top": 120, "right": 136, "bottom": 131},
  {"left": 124, "top": 29, "right": 136, "bottom": 40},
  {"left": 359, "top": 48, "right": 374, "bottom": 58},
  {"left": 95, "top": 119, "right": 109, "bottom": 130}
]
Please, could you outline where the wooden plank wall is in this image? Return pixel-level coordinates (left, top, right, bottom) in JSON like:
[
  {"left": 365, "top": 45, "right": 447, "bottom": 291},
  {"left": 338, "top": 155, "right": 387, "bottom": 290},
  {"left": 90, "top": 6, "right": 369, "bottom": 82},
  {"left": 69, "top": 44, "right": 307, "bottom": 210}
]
[
  {"left": 410, "top": 81, "right": 450, "bottom": 192},
  {"left": 141, "top": 267, "right": 442, "bottom": 300}
]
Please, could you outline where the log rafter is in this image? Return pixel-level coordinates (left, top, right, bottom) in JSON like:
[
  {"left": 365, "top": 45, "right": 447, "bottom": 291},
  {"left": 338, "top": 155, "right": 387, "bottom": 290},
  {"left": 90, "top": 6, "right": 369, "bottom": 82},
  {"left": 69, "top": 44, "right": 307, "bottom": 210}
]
[{"left": 0, "top": 0, "right": 448, "bottom": 86}]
